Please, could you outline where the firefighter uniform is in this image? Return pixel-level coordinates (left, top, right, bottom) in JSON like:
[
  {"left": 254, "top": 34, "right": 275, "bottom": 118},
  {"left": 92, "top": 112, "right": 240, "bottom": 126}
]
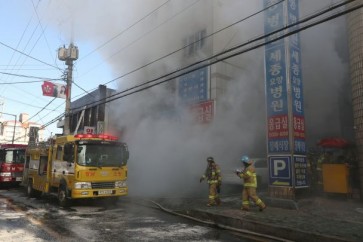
[
  {"left": 200, "top": 157, "right": 222, "bottom": 206},
  {"left": 237, "top": 157, "right": 266, "bottom": 211}
]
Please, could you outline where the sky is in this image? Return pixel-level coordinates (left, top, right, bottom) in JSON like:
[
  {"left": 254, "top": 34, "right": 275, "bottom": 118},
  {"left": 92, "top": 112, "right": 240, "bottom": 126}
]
[
  {"left": 0, "top": 0, "right": 353, "bottom": 197},
  {"left": 0, "top": 0, "right": 116, "bottom": 138}
]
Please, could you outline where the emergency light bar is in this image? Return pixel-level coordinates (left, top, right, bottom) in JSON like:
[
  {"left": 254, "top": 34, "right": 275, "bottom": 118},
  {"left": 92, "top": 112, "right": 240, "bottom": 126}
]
[{"left": 74, "top": 134, "right": 118, "bottom": 140}]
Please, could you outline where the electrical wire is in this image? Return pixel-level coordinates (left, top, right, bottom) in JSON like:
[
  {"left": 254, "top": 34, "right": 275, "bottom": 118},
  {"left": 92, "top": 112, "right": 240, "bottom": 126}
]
[
  {"left": 0, "top": 41, "right": 60, "bottom": 70},
  {"left": 40, "top": 0, "right": 358, "bottom": 128},
  {"left": 79, "top": 0, "right": 171, "bottom": 62},
  {"left": 0, "top": 71, "right": 61, "bottom": 81},
  {"left": 77, "top": 0, "right": 201, "bottom": 80},
  {"left": 69, "top": 0, "right": 356, "bottom": 114},
  {"left": 21, "top": 97, "right": 57, "bottom": 124},
  {"left": 68, "top": 0, "right": 285, "bottom": 111},
  {"left": 102, "top": 0, "right": 286, "bottom": 86},
  {"left": 13, "top": 0, "right": 283, "bottom": 121},
  {"left": 0, "top": 95, "right": 62, "bottom": 111},
  {"left": 31, "top": 0, "right": 62, "bottom": 71}
]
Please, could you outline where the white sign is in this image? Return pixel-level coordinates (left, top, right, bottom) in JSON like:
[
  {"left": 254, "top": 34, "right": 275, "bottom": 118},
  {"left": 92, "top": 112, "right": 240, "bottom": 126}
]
[{"left": 84, "top": 126, "right": 95, "bottom": 134}]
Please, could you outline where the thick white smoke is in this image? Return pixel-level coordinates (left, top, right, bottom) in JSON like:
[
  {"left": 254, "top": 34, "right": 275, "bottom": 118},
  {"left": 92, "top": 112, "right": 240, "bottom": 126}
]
[{"left": 42, "top": 0, "right": 352, "bottom": 197}]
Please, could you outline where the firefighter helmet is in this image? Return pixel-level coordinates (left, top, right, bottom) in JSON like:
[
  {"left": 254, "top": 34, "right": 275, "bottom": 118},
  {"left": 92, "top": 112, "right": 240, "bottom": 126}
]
[
  {"left": 207, "top": 157, "right": 214, "bottom": 162},
  {"left": 240, "top": 155, "right": 249, "bottom": 163}
]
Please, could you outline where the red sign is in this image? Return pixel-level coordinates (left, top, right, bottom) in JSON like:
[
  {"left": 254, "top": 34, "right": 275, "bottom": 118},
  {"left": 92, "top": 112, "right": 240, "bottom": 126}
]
[
  {"left": 190, "top": 100, "right": 214, "bottom": 124},
  {"left": 293, "top": 115, "right": 305, "bottom": 139},
  {"left": 268, "top": 115, "right": 289, "bottom": 138},
  {"left": 41, "top": 81, "right": 68, "bottom": 99}
]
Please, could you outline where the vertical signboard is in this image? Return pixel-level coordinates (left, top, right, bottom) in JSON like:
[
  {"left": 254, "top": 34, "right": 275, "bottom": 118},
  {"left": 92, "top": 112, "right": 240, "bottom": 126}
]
[
  {"left": 287, "top": 0, "right": 306, "bottom": 155},
  {"left": 264, "top": 0, "right": 306, "bottom": 188},
  {"left": 178, "top": 67, "right": 208, "bottom": 104},
  {"left": 264, "top": 0, "right": 289, "bottom": 154}
]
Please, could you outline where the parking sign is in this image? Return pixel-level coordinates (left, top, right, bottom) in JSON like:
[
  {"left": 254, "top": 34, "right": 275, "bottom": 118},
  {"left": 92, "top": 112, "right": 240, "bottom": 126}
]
[{"left": 269, "top": 156, "right": 292, "bottom": 186}]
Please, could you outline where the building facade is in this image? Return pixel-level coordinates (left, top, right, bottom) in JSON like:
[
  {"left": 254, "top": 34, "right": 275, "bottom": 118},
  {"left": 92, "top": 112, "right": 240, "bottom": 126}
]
[
  {"left": 347, "top": 0, "right": 363, "bottom": 199},
  {"left": 0, "top": 113, "right": 44, "bottom": 145}
]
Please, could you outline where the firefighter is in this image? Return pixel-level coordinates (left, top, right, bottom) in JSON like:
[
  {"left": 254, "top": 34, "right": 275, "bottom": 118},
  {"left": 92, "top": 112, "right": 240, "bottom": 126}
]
[
  {"left": 200, "top": 157, "right": 222, "bottom": 206},
  {"left": 236, "top": 155, "right": 266, "bottom": 211}
]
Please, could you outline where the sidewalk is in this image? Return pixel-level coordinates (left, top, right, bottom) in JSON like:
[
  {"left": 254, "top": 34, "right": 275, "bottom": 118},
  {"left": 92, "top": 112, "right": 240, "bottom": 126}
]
[{"left": 154, "top": 193, "right": 363, "bottom": 242}]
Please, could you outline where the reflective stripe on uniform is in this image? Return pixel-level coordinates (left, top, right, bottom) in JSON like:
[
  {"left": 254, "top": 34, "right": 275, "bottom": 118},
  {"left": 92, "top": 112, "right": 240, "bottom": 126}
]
[
  {"left": 256, "top": 199, "right": 263, "bottom": 205},
  {"left": 244, "top": 182, "right": 257, "bottom": 187}
]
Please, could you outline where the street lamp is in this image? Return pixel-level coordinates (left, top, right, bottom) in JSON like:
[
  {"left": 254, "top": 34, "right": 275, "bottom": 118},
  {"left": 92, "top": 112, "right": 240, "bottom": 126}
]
[{"left": 0, "top": 112, "right": 17, "bottom": 144}]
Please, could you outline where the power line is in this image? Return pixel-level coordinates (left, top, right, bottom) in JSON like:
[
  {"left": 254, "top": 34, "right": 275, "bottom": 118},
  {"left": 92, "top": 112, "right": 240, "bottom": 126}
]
[
  {"left": 0, "top": 41, "right": 60, "bottom": 70},
  {"left": 77, "top": 0, "right": 201, "bottom": 80},
  {"left": 70, "top": 0, "right": 354, "bottom": 113},
  {"left": 102, "top": 0, "right": 286, "bottom": 86},
  {"left": 41, "top": 0, "right": 359, "bottom": 128},
  {"left": 0, "top": 80, "right": 47, "bottom": 85},
  {"left": 0, "top": 71, "right": 61, "bottom": 81},
  {"left": 69, "top": 0, "right": 284, "bottom": 106},
  {"left": 79, "top": 0, "right": 171, "bottom": 62},
  {"left": 31, "top": 0, "right": 61, "bottom": 71},
  {"left": 22, "top": 97, "right": 57, "bottom": 124},
  {"left": 0, "top": 95, "right": 63, "bottom": 111}
]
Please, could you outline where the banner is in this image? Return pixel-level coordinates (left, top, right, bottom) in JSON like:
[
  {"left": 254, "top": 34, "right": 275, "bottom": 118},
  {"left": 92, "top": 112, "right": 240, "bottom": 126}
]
[
  {"left": 41, "top": 81, "right": 67, "bottom": 99},
  {"left": 190, "top": 100, "right": 214, "bottom": 124}
]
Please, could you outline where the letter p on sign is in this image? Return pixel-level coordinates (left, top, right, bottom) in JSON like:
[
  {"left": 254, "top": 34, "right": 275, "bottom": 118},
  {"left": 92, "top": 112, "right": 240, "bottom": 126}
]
[{"left": 274, "top": 159, "right": 286, "bottom": 176}]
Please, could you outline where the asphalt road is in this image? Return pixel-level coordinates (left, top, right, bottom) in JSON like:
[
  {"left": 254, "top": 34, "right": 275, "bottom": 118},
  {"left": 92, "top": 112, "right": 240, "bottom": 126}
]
[{"left": 0, "top": 186, "right": 253, "bottom": 242}]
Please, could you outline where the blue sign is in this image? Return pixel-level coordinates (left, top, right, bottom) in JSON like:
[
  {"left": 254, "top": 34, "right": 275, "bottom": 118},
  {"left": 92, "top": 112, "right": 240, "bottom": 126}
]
[
  {"left": 264, "top": 0, "right": 290, "bottom": 153},
  {"left": 265, "top": 44, "right": 288, "bottom": 116},
  {"left": 269, "top": 156, "right": 293, "bottom": 186},
  {"left": 178, "top": 67, "right": 208, "bottom": 103},
  {"left": 263, "top": 0, "right": 284, "bottom": 46}
]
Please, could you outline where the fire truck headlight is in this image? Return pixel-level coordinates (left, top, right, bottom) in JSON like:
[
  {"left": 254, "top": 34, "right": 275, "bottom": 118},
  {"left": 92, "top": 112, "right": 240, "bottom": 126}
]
[
  {"left": 74, "top": 182, "right": 92, "bottom": 189},
  {"left": 115, "top": 181, "right": 127, "bottom": 188},
  {"left": 0, "top": 172, "right": 11, "bottom": 177}
]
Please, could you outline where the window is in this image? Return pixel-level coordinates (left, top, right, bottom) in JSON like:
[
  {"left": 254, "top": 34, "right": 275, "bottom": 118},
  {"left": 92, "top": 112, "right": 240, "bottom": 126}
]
[
  {"left": 63, "top": 143, "right": 74, "bottom": 162},
  {"left": 38, "top": 156, "right": 48, "bottom": 175},
  {"left": 56, "top": 146, "right": 63, "bottom": 160},
  {"left": 184, "top": 29, "right": 207, "bottom": 57},
  {"left": 77, "top": 143, "right": 129, "bottom": 167}
]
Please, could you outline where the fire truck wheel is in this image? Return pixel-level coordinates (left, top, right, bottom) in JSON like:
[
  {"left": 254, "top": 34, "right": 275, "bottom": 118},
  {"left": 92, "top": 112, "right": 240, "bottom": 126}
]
[
  {"left": 58, "top": 185, "right": 70, "bottom": 207},
  {"left": 27, "top": 181, "right": 34, "bottom": 198},
  {"left": 27, "top": 180, "right": 41, "bottom": 198}
]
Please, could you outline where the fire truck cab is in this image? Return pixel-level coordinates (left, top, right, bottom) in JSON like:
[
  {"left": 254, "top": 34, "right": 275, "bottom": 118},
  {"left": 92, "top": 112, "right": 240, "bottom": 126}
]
[
  {"left": 0, "top": 144, "right": 27, "bottom": 186},
  {"left": 23, "top": 133, "right": 129, "bottom": 207}
]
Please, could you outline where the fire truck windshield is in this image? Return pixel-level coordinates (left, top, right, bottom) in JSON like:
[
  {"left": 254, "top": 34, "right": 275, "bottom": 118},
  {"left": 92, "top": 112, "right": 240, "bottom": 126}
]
[
  {"left": 77, "top": 143, "right": 127, "bottom": 167},
  {"left": 0, "top": 150, "right": 26, "bottom": 164}
]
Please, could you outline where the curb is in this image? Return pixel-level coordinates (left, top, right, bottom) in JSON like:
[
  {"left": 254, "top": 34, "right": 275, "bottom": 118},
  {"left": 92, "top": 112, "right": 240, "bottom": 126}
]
[{"left": 179, "top": 209, "right": 354, "bottom": 242}]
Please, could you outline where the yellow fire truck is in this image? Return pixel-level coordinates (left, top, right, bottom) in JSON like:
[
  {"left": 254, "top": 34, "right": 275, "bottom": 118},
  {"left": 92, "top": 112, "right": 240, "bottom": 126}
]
[{"left": 23, "top": 133, "right": 129, "bottom": 207}]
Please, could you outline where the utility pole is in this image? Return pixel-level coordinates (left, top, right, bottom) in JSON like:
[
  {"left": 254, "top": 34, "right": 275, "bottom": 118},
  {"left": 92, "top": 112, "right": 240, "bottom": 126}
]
[{"left": 58, "top": 43, "right": 79, "bottom": 135}]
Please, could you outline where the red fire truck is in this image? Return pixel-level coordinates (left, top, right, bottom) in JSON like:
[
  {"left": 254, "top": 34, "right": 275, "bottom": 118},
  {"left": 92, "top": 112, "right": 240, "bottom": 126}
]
[{"left": 0, "top": 144, "right": 27, "bottom": 186}]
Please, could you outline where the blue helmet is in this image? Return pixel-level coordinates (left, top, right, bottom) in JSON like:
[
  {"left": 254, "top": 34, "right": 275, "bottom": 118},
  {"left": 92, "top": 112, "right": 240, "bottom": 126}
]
[{"left": 240, "top": 155, "right": 249, "bottom": 163}]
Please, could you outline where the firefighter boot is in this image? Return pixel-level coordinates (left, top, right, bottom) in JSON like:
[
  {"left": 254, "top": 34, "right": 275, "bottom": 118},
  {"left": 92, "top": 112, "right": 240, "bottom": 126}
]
[
  {"left": 256, "top": 199, "right": 266, "bottom": 212},
  {"left": 216, "top": 197, "right": 221, "bottom": 206},
  {"left": 259, "top": 204, "right": 267, "bottom": 212}
]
